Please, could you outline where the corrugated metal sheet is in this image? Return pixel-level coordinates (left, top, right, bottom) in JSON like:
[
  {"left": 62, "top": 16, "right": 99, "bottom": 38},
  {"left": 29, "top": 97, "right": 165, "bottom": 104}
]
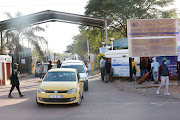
[{"left": 109, "top": 38, "right": 128, "bottom": 49}]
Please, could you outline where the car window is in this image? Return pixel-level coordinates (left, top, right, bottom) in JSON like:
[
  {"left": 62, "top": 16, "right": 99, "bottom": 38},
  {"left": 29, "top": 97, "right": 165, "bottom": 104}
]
[
  {"left": 61, "top": 65, "right": 85, "bottom": 73},
  {"left": 43, "top": 72, "right": 76, "bottom": 81}
]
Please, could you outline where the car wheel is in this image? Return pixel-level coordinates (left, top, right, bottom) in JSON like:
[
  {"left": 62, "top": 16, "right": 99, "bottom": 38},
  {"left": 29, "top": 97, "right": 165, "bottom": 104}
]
[
  {"left": 81, "top": 91, "right": 84, "bottom": 99},
  {"left": 84, "top": 82, "right": 88, "bottom": 91},
  {"left": 75, "top": 93, "right": 81, "bottom": 106}
]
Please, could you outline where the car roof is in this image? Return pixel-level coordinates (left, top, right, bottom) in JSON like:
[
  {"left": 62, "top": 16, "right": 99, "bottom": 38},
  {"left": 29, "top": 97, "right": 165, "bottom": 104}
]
[
  {"left": 48, "top": 68, "right": 77, "bottom": 72},
  {"left": 61, "top": 62, "right": 84, "bottom": 66},
  {"left": 62, "top": 60, "right": 84, "bottom": 63}
]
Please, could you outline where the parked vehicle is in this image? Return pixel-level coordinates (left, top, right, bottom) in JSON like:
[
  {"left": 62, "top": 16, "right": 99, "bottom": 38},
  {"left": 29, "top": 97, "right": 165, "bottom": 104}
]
[
  {"left": 36, "top": 68, "right": 84, "bottom": 106},
  {"left": 61, "top": 62, "right": 88, "bottom": 91},
  {"left": 62, "top": 60, "right": 88, "bottom": 72}
]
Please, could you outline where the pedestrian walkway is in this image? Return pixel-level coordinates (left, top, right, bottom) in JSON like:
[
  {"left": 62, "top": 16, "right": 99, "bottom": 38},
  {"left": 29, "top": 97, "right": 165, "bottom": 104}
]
[{"left": 92, "top": 70, "right": 180, "bottom": 99}]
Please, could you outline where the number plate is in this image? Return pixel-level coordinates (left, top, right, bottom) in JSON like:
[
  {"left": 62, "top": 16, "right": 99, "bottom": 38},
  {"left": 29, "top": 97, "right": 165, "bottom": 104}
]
[{"left": 49, "top": 95, "right": 63, "bottom": 98}]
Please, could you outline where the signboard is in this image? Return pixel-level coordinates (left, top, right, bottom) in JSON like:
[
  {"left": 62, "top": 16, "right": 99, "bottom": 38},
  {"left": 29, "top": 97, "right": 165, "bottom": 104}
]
[
  {"left": 111, "top": 57, "right": 140, "bottom": 77},
  {"left": 0, "top": 55, "right": 12, "bottom": 63},
  {"left": 157, "top": 56, "right": 177, "bottom": 76},
  {"left": 21, "top": 59, "right": 25, "bottom": 64},
  {"left": 32, "top": 56, "right": 37, "bottom": 64},
  {"left": 128, "top": 19, "right": 179, "bottom": 57},
  {"left": 100, "top": 47, "right": 107, "bottom": 53},
  {"left": 50, "top": 54, "right": 55, "bottom": 62},
  {"left": 177, "top": 35, "right": 180, "bottom": 61}
]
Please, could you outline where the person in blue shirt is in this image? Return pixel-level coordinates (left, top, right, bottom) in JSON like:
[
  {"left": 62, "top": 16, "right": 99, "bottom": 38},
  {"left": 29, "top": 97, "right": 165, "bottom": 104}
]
[{"left": 151, "top": 57, "right": 160, "bottom": 84}]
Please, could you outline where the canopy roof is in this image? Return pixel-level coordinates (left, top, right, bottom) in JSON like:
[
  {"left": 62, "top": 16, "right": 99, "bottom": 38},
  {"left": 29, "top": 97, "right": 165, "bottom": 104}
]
[
  {"left": 0, "top": 10, "right": 112, "bottom": 31},
  {"left": 109, "top": 38, "right": 128, "bottom": 49}
]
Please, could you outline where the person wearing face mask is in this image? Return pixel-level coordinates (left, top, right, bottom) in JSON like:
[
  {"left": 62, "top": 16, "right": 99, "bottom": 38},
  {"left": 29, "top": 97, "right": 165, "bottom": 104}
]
[{"left": 157, "top": 60, "right": 170, "bottom": 95}]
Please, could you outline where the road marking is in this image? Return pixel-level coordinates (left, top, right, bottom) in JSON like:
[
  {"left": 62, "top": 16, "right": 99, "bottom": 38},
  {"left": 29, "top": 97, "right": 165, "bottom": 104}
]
[{"left": 92, "top": 71, "right": 100, "bottom": 77}]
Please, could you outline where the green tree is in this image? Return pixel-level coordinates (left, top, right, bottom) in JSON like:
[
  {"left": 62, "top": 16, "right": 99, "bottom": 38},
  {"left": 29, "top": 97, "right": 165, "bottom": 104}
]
[
  {"left": 85, "top": 0, "right": 177, "bottom": 38},
  {"left": 3, "top": 12, "right": 47, "bottom": 62},
  {"left": 65, "top": 40, "right": 76, "bottom": 55}
]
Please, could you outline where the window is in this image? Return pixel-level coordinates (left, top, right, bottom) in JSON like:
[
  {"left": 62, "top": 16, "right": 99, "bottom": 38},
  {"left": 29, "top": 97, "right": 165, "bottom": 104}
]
[
  {"left": 61, "top": 65, "right": 85, "bottom": 73},
  {"left": 43, "top": 72, "right": 76, "bottom": 81}
]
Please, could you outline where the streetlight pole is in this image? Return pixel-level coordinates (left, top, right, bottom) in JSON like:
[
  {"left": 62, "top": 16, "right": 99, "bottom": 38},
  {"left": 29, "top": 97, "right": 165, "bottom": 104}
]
[{"left": 46, "top": 24, "right": 49, "bottom": 62}]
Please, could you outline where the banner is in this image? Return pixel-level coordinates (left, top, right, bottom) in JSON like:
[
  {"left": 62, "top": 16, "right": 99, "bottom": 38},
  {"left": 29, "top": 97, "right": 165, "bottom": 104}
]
[
  {"left": 111, "top": 57, "right": 140, "bottom": 77},
  {"left": 157, "top": 56, "right": 177, "bottom": 76},
  {"left": 128, "top": 19, "right": 179, "bottom": 57}
]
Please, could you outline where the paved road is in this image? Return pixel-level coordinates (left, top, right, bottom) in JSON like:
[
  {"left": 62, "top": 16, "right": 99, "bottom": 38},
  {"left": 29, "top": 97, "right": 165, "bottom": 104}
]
[{"left": 0, "top": 72, "right": 180, "bottom": 120}]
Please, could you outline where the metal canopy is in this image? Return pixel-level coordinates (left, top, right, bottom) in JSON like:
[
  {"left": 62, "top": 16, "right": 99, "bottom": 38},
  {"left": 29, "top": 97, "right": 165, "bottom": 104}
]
[{"left": 0, "top": 10, "right": 112, "bottom": 31}]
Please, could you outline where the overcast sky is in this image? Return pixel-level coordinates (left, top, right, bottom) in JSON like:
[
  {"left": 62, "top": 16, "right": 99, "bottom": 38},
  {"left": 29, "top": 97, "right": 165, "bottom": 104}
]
[{"left": 0, "top": 0, "right": 179, "bottom": 53}]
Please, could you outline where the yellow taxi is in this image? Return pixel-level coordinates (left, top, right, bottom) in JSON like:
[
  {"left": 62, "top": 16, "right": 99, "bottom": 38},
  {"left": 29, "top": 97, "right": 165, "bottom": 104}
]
[{"left": 36, "top": 68, "right": 84, "bottom": 106}]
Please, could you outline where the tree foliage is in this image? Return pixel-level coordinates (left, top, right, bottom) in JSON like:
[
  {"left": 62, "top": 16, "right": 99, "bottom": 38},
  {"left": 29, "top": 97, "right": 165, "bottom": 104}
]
[
  {"left": 3, "top": 12, "right": 47, "bottom": 62},
  {"left": 85, "top": 0, "right": 177, "bottom": 38}
]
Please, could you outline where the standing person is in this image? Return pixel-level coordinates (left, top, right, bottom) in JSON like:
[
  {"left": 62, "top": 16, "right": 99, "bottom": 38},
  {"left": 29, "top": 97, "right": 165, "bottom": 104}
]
[
  {"left": 132, "top": 58, "right": 137, "bottom": 81},
  {"left": 48, "top": 60, "right": 52, "bottom": 70},
  {"left": 157, "top": 60, "right": 170, "bottom": 95},
  {"left": 100, "top": 56, "right": 106, "bottom": 82},
  {"left": 105, "top": 58, "right": 111, "bottom": 83},
  {"left": 8, "top": 63, "right": 25, "bottom": 98},
  {"left": 147, "top": 58, "right": 152, "bottom": 81},
  {"left": 39, "top": 62, "right": 44, "bottom": 79},
  {"left": 151, "top": 57, "right": 160, "bottom": 84},
  {"left": 57, "top": 60, "right": 61, "bottom": 68},
  {"left": 140, "top": 58, "right": 148, "bottom": 81}
]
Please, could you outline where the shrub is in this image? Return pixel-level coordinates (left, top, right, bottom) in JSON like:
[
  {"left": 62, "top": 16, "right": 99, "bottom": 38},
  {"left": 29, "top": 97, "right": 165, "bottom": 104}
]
[{"left": 96, "top": 53, "right": 105, "bottom": 69}]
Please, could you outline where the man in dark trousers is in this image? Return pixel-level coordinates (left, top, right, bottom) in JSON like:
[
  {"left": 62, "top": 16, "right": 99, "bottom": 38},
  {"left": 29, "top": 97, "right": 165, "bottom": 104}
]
[
  {"left": 100, "top": 56, "right": 106, "bottom": 82},
  {"left": 140, "top": 58, "right": 148, "bottom": 81},
  {"left": 48, "top": 60, "right": 52, "bottom": 70},
  {"left": 157, "top": 60, "right": 170, "bottom": 95},
  {"left": 105, "top": 58, "right": 111, "bottom": 83},
  {"left": 8, "top": 63, "right": 25, "bottom": 98}
]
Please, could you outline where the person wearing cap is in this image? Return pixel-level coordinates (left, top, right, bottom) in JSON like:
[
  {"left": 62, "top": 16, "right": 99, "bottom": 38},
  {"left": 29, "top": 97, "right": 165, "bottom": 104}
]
[
  {"left": 57, "top": 60, "right": 61, "bottom": 68},
  {"left": 151, "top": 57, "right": 160, "bottom": 84},
  {"left": 48, "top": 60, "right": 52, "bottom": 70},
  {"left": 157, "top": 60, "right": 170, "bottom": 95},
  {"left": 8, "top": 63, "right": 25, "bottom": 98},
  {"left": 100, "top": 56, "right": 106, "bottom": 82}
]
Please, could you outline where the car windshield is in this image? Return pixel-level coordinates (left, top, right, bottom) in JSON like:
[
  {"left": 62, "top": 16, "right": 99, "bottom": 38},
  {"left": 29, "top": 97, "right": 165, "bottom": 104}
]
[
  {"left": 61, "top": 65, "right": 85, "bottom": 73},
  {"left": 43, "top": 72, "right": 76, "bottom": 81}
]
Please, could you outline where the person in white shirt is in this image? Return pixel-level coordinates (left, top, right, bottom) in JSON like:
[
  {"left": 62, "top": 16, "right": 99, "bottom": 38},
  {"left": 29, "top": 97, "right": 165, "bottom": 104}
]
[
  {"left": 151, "top": 57, "right": 160, "bottom": 84},
  {"left": 100, "top": 56, "right": 106, "bottom": 82}
]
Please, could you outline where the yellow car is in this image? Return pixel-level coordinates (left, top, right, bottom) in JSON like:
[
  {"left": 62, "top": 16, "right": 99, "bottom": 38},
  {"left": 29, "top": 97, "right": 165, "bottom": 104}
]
[{"left": 36, "top": 68, "right": 84, "bottom": 106}]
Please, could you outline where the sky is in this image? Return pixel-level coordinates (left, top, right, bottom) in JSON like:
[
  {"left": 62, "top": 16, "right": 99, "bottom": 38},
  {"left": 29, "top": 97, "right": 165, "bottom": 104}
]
[{"left": 0, "top": 0, "right": 180, "bottom": 54}]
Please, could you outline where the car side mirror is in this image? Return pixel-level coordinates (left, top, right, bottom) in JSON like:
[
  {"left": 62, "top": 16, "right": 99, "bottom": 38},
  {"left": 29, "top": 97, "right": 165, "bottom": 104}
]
[
  {"left": 79, "top": 79, "right": 84, "bottom": 82},
  {"left": 38, "top": 79, "right": 42, "bottom": 82}
]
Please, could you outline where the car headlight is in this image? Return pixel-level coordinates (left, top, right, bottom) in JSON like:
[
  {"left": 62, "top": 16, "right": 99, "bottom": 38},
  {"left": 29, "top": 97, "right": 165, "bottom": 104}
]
[
  {"left": 67, "top": 88, "right": 77, "bottom": 94},
  {"left": 39, "top": 88, "right": 45, "bottom": 93}
]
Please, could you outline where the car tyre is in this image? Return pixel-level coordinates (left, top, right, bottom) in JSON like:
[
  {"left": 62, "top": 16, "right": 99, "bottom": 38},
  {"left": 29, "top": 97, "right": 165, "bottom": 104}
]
[
  {"left": 84, "top": 82, "right": 88, "bottom": 91},
  {"left": 75, "top": 93, "right": 81, "bottom": 106},
  {"left": 81, "top": 92, "right": 84, "bottom": 99}
]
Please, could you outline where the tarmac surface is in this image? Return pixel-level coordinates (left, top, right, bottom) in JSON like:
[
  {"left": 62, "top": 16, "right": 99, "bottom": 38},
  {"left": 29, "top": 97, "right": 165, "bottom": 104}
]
[{"left": 0, "top": 71, "right": 180, "bottom": 120}]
